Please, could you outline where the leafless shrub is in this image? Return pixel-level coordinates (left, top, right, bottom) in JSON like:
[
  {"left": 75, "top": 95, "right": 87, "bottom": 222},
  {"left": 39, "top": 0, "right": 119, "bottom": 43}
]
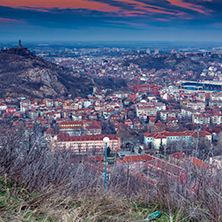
[{"left": 1, "top": 125, "right": 222, "bottom": 221}]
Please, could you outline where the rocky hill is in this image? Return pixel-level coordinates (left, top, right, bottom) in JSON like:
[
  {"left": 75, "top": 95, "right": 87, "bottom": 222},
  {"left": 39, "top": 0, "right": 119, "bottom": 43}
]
[
  {"left": 123, "top": 54, "right": 205, "bottom": 72},
  {"left": 0, "top": 47, "right": 94, "bottom": 99}
]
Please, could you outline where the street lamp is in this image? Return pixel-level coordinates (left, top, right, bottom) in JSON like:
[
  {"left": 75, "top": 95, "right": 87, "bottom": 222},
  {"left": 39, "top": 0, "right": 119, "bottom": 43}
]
[{"left": 103, "top": 137, "right": 110, "bottom": 192}]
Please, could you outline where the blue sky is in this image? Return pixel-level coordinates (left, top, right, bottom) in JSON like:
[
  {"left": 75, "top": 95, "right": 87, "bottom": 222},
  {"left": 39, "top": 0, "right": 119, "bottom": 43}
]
[{"left": 1, "top": 0, "right": 222, "bottom": 42}]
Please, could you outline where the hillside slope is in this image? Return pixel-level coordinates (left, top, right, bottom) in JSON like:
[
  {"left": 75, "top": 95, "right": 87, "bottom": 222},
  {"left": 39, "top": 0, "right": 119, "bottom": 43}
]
[
  {"left": 123, "top": 54, "right": 205, "bottom": 72},
  {"left": 0, "top": 47, "right": 94, "bottom": 99}
]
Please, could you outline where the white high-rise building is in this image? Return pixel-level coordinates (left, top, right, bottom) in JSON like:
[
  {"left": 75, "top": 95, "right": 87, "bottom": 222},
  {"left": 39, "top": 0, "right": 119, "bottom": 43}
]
[
  {"left": 154, "top": 49, "right": 159, "bottom": 54},
  {"left": 146, "top": 48, "right": 150, "bottom": 54}
]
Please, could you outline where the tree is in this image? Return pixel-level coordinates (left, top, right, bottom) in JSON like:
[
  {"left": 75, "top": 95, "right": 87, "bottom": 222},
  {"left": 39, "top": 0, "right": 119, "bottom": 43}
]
[
  {"left": 148, "top": 142, "right": 153, "bottom": 149},
  {"left": 107, "top": 146, "right": 111, "bottom": 156},
  {"left": 213, "top": 133, "right": 222, "bottom": 156},
  {"left": 159, "top": 139, "right": 164, "bottom": 156}
]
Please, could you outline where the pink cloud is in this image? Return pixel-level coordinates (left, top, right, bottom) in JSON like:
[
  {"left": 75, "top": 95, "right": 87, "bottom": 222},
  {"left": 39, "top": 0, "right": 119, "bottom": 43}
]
[
  {"left": 0, "top": 0, "right": 120, "bottom": 13},
  {"left": 0, "top": 0, "right": 212, "bottom": 20},
  {"left": 0, "top": 17, "right": 23, "bottom": 23},
  {"left": 155, "top": 18, "right": 170, "bottom": 21},
  {"left": 19, "top": 6, "right": 49, "bottom": 12},
  {"left": 117, "top": 0, "right": 179, "bottom": 15},
  {"left": 0, "top": 0, "right": 184, "bottom": 17},
  {"left": 167, "top": 0, "right": 210, "bottom": 14},
  {"left": 122, "top": 10, "right": 146, "bottom": 17}
]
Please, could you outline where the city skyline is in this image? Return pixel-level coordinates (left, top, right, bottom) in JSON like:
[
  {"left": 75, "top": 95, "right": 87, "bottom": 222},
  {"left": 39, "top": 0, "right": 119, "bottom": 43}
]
[{"left": 1, "top": 0, "right": 222, "bottom": 42}]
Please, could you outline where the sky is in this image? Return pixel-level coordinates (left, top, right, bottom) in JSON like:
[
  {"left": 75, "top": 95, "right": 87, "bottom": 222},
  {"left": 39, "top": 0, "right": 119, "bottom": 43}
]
[{"left": 1, "top": 0, "right": 222, "bottom": 42}]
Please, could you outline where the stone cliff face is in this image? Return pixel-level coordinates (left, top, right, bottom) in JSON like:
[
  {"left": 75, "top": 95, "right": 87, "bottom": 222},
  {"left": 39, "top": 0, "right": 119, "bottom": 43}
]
[{"left": 0, "top": 48, "right": 94, "bottom": 99}]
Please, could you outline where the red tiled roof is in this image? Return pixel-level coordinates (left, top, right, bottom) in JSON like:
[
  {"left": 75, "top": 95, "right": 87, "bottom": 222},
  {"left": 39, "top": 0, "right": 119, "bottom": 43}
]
[
  {"left": 154, "top": 121, "right": 165, "bottom": 127},
  {"left": 144, "top": 130, "right": 211, "bottom": 139},
  {"left": 192, "top": 157, "right": 210, "bottom": 169},
  {"left": 45, "top": 128, "right": 54, "bottom": 134},
  {"left": 120, "top": 154, "right": 154, "bottom": 164},
  {"left": 170, "top": 152, "right": 188, "bottom": 160},
  {"left": 58, "top": 121, "right": 83, "bottom": 125},
  {"left": 86, "top": 125, "right": 101, "bottom": 130},
  {"left": 57, "top": 133, "right": 119, "bottom": 142},
  {"left": 170, "top": 152, "right": 214, "bottom": 170}
]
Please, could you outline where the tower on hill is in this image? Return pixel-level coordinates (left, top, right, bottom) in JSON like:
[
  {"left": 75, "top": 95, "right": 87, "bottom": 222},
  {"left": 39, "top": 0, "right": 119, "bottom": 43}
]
[{"left": 18, "top": 40, "right": 22, "bottom": 48}]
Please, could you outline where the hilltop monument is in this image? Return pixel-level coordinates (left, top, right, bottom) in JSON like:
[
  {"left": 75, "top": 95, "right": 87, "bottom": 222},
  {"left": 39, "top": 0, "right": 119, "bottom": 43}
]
[{"left": 18, "top": 40, "right": 22, "bottom": 48}]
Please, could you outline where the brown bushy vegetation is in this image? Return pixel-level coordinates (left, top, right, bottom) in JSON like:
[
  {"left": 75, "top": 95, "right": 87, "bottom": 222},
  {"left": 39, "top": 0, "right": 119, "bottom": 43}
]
[{"left": 0, "top": 127, "right": 222, "bottom": 221}]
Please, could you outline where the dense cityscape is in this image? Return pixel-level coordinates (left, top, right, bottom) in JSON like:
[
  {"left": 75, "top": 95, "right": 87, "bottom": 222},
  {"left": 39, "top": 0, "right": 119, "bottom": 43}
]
[
  {"left": 1, "top": 0, "right": 222, "bottom": 220},
  {"left": 1, "top": 42, "right": 222, "bottom": 186}
]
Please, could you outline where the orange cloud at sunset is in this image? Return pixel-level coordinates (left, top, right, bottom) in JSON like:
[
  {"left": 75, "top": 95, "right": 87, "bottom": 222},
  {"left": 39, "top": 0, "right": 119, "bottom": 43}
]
[
  {"left": 167, "top": 0, "right": 207, "bottom": 14},
  {"left": 0, "top": 0, "right": 213, "bottom": 22},
  {"left": 0, "top": 0, "right": 201, "bottom": 16},
  {"left": 118, "top": 0, "right": 178, "bottom": 15},
  {"left": 0, "top": 0, "right": 120, "bottom": 12}
]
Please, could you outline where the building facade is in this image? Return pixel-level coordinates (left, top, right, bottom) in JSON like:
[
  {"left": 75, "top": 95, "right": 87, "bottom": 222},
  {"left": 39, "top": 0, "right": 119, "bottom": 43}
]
[
  {"left": 51, "top": 133, "right": 120, "bottom": 154},
  {"left": 144, "top": 131, "right": 212, "bottom": 150}
]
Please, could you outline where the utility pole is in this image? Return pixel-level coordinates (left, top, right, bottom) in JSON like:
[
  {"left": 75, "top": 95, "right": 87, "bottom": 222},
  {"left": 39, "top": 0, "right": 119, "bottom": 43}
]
[{"left": 103, "top": 137, "right": 110, "bottom": 192}]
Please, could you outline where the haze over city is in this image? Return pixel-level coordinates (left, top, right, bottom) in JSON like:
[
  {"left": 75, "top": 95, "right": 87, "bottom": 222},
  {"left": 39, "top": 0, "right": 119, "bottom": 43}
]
[{"left": 1, "top": 0, "right": 222, "bottom": 41}]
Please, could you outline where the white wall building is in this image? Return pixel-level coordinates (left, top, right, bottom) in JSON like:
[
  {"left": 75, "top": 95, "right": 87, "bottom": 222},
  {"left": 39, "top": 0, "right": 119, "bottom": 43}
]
[
  {"left": 144, "top": 131, "right": 212, "bottom": 150},
  {"left": 136, "top": 104, "right": 157, "bottom": 118},
  {"left": 0, "top": 103, "right": 7, "bottom": 111}
]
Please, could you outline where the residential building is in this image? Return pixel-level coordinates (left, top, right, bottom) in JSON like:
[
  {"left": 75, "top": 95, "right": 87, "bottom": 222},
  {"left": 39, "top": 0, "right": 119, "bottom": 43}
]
[
  {"left": 211, "top": 114, "right": 222, "bottom": 125},
  {"left": 51, "top": 134, "right": 120, "bottom": 154},
  {"left": 144, "top": 131, "right": 212, "bottom": 150},
  {"left": 0, "top": 103, "right": 7, "bottom": 111},
  {"left": 154, "top": 121, "right": 166, "bottom": 132},
  {"left": 210, "top": 156, "right": 222, "bottom": 169},
  {"left": 192, "top": 114, "right": 210, "bottom": 125},
  {"left": 117, "top": 154, "right": 187, "bottom": 185},
  {"left": 58, "top": 120, "right": 102, "bottom": 135},
  {"left": 136, "top": 104, "right": 157, "bottom": 118}
]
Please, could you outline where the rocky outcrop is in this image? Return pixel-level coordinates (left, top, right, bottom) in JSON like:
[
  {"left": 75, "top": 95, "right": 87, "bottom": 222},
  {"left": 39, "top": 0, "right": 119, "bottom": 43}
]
[{"left": 0, "top": 48, "right": 94, "bottom": 99}]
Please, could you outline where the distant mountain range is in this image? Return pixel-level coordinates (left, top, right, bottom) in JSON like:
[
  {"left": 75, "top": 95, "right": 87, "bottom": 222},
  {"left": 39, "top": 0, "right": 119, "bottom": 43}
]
[{"left": 0, "top": 47, "right": 95, "bottom": 99}]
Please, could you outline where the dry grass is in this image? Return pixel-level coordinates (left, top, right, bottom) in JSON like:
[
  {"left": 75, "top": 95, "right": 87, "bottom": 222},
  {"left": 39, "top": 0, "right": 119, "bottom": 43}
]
[
  {"left": 0, "top": 127, "right": 222, "bottom": 221},
  {"left": 0, "top": 176, "right": 174, "bottom": 222}
]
